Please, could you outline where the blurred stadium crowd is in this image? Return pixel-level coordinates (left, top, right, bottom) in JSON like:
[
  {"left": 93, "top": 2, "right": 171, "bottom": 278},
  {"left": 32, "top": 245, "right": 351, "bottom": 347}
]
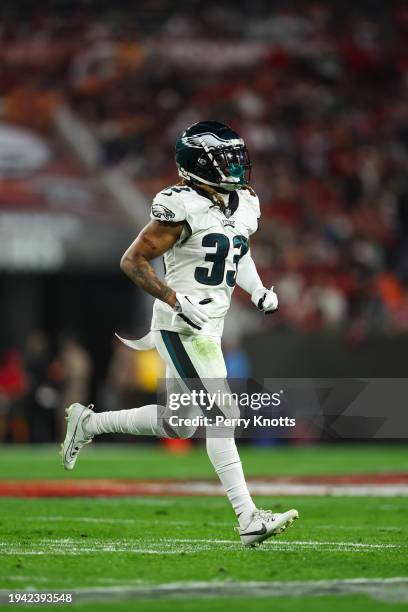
[
  {"left": 1, "top": 0, "right": 408, "bottom": 441},
  {"left": 1, "top": 0, "right": 408, "bottom": 337},
  {"left": 0, "top": 328, "right": 249, "bottom": 443},
  {"left": 0, "top": 330, "right": 165, "bottom": 443}
]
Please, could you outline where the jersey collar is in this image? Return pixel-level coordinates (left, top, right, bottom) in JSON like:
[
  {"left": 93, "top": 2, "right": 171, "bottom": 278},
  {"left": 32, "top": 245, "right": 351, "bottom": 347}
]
[{"left": 191, "top": 184, "right": 240, "bottom": 218}]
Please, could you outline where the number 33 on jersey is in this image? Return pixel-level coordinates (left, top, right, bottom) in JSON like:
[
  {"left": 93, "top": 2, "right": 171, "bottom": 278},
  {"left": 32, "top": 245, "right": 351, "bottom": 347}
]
[{"left": 150, "top": 184, "right": 260, "bottom": 337}]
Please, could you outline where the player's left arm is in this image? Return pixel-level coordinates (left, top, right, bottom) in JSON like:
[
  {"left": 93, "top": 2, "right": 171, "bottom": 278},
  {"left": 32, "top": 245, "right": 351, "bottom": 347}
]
[{"left": 236, "top": 248, "right": 278, "bottom": 314}]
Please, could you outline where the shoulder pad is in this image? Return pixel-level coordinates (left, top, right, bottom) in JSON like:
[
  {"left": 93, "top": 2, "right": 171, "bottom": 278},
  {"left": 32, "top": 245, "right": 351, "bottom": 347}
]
[{"left": 151, "top": 185, "right": 191, "bottom": 223}]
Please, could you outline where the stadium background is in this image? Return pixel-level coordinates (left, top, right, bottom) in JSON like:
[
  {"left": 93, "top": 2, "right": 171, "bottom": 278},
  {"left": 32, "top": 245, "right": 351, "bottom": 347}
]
[
  {"left": 0, "top": 2, "right": 407, "bottom": 609},
  {"left": 1, "top": 0, "right": 408, "bottom": 443}
]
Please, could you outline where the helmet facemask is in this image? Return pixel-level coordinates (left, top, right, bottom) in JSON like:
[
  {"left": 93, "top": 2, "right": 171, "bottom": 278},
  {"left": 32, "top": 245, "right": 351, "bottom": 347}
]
[{"left": 195, "top": 136, "right": 251, "bottom": 191}]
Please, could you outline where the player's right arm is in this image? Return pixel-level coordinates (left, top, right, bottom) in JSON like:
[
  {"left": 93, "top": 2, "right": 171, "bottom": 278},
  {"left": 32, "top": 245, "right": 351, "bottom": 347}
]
[
  {"left": 120, "top": 219, "right": 182, "bottom": 307},
  {"left": 120, "top": 219, "right": 210, "bottom": 329}
]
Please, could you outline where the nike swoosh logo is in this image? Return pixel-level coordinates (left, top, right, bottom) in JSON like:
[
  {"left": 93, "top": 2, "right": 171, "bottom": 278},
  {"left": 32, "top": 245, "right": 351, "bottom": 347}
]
[
  {"left": 64, "top": 407, "right": 86, "bottom": 463},
  {"left": 240, "top": 523, "right": 267, "bottom": 537}
]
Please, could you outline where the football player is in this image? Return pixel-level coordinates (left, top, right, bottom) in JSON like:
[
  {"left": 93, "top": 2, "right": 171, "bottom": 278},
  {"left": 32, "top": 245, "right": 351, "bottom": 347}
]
[{"left": 61, "top": 121, "right": 298, "bottom": 547}]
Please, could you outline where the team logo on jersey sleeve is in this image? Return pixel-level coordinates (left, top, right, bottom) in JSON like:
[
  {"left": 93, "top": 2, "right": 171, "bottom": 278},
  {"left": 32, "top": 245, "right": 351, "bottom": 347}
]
[{"left": 152, "top": 203, "right": 176, "bottom": 220}]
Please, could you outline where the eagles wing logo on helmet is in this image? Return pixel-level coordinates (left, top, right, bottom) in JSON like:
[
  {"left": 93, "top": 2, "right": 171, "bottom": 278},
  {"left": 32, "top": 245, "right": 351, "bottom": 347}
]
[
  {"left": 152, "top": 203, "right": 176, "bottom": 221},
  {"left": 182, "top": 135, "right": 203, "bottom": 148},
  {"left": 182, "top": 133, "right": 235, "bottom": 149}
]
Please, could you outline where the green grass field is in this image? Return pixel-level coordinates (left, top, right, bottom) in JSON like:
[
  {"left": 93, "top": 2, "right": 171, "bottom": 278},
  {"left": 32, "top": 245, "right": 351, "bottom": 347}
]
[{"left": 0, "top": 443, "right": 407, "bottom": 610}]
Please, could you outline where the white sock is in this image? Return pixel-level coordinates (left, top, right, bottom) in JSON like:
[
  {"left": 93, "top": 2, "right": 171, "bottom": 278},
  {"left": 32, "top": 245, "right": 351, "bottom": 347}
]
[
  {"left": 86, "top": 408, "right": 256, "bottom": 525},
  {"left": 206, "top": 436, "right": 256, "bottom": 525},
  {"left": 85, "top": 405, "right": 168, "bottom": 437}
]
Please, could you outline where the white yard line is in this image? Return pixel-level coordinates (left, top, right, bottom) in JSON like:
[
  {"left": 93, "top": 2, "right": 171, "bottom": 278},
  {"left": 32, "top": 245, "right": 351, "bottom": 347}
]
[
  {"left": 166, "top": 538, "right": 406, "bottom": 549},
  {"left": 1, "top": 578, "right": 408, "bottom": 604},
  {"left": 0, "top": 538, "right": 406, "bottom": 556},
  {"left": 21, "top": 516, "right": 407, "bottom": 534}
]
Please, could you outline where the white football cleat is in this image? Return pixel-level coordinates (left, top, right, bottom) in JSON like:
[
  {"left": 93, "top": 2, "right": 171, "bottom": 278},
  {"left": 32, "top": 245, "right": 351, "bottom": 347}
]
[
  {"left": 238, "top": 508, "right": 299, "bottom": 547},
  {"left": 60, "top": 403, "right": 94, "bottom": 471}
]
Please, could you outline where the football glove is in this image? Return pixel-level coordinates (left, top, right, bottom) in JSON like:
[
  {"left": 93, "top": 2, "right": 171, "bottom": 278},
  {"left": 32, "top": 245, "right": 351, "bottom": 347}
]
[
  {"left": 173, "top": 294, "right": 212, "bottom": 330},
  {"left": 251, "top": 286, "right": 279, "bottom": 314}
]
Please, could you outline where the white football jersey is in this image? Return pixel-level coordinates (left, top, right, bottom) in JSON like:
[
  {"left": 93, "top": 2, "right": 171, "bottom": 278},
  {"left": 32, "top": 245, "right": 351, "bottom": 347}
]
[{"left": 150, "top": 184, "right": 260, "bottom": 337}]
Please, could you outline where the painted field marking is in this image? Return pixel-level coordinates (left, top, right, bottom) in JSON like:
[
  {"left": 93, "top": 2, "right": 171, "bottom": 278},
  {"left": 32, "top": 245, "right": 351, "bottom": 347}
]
[
  {"left": 1, "top": 477, "right": 408, "bottom": 497},
  {"left": 22, "top": 516, "right": 407, "bottom": 533},
  {"left": 0, "top": 537, "right": 406, "bottom": 556},
  {"left": 1, "top": 578, "right": 408, "bottom": 604}
]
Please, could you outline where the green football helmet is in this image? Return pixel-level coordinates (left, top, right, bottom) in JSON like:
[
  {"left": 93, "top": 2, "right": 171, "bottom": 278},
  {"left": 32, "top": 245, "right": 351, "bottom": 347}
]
[{"left": 175, "top": 121, "right": 251, "bottom": 191}]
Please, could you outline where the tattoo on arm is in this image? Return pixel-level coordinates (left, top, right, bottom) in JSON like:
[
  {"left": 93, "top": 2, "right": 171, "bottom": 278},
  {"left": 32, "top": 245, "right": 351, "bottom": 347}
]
[
  {"left": 123, "top": 254, "right": 176, "bottom": 306},
  {"left": 120, "top": 219, "right": 183, "bottom": 307}
]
